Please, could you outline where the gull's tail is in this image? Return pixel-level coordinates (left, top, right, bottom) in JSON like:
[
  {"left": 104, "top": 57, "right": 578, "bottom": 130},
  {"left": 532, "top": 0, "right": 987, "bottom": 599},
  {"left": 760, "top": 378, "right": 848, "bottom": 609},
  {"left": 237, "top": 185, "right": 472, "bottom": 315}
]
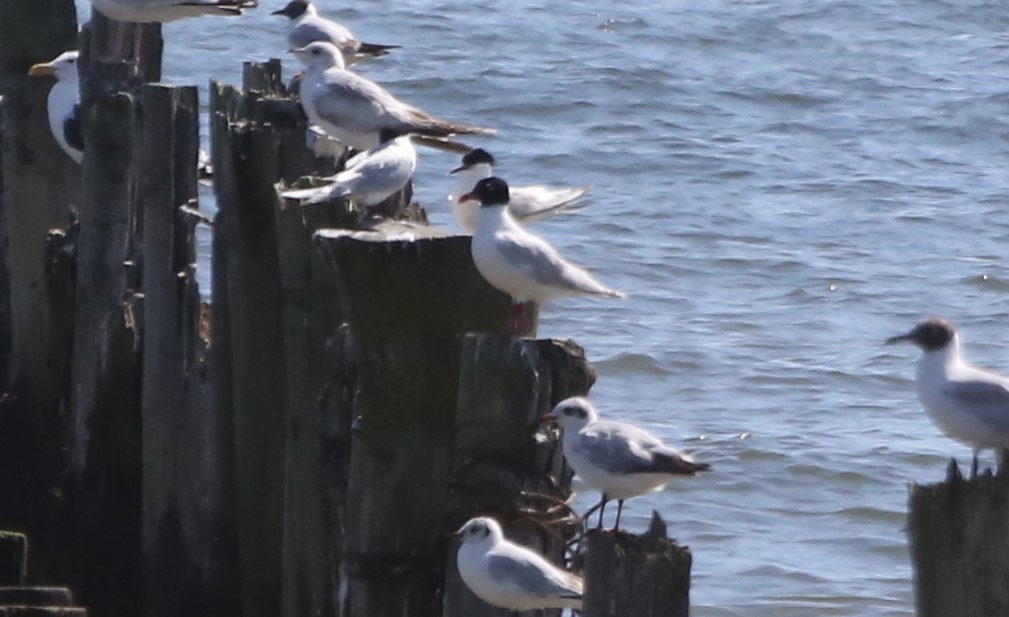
[
  {"left": 407, "top": 110, "right": 497, "bottom": 140},
  {"left": 281, "top": 182, "right": 349, "bottom": 205},
  {"left": 198, "top": 0, "right": 258, "bottom": 15},
  {"left": 412, "top": 135, "right": 476, "bottom": 155},
  {"left": 357, "top": 41, "right": 402, "bottom": 57}
]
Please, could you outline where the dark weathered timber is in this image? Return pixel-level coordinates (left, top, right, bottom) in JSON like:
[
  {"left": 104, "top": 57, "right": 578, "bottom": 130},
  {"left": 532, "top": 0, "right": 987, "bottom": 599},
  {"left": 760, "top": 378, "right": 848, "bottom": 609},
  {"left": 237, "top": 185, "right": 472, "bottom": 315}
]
[
  {"left": 0, "top": 0, "right": 78, "bottom": 581},
  {"left": 81, "top": 12, "right": 162, "bottom": 83},
  {"left": 139, "top": 84, "right": 240, "bottom": 617},
  {"left": 0, "top": 533, "right": 27, "bottom": 586},
  {"left": 0, "top": 609, "right": 86, "bottom": 617},
  {"left": 583, "top": 513, "right": 691, "bottom": 617},
  {"left": 0, "top": 587, "right": 72, "bottom": 606},
  {"left": 68, "top": 85, "right": 143, "bottom": 617},
  {"left": 210, "top": 75, "right": 289, "bottom": 617},
  {"left": 444, "top": 335, "right": 594, "bottom": 617},
  {"left": 314, "top": 226, "right": 517, "bottom": 617},
  {"left": 908, "top": 459, "right": 1009, "bottom": 617}
]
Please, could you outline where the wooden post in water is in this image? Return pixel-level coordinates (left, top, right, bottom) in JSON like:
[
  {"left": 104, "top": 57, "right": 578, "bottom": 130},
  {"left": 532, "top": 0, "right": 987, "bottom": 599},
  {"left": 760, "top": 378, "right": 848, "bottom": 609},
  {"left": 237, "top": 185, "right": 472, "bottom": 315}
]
[
  {"left": 0, "top": 532, "right": 27, "bottom": 586},
  {"left": 0, "top": 0, "right": 79, "bottom": 581},
  {"left": 443, "top": 335, "right": 593, "bottom": 617},
  {"left": 908, "top": 459, "right": 1009, "bottom": 617},
  {"left": 583, "top": 512, "right": 691, "bottom": 617}
]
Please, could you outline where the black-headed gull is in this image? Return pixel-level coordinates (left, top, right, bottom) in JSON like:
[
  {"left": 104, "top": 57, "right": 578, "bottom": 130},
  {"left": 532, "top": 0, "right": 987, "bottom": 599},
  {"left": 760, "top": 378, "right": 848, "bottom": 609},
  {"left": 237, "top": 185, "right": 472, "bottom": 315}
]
[
  {"left": 887, "top": 316, "right": 1009, "bottom": 476},
  {"left": 272, "top": 0, "right": 399, "bottom": 67},
  {"left": 546, "top": 397, "right": 710, "bottom": 530},
  {"left": 282, "top": 128, "right": 416, "bottom": 206},
  {"left": 454, "top": 516, "right": 583, "bottom": 612},
  {"left": 28, "top": 51, "right": 83, "bottom": 165},
  {"left": 448, "top": 148, "right": 590, "bottom": 234},
  {"left": 292, "top": 41, "right": 495, "bottom": 151}
]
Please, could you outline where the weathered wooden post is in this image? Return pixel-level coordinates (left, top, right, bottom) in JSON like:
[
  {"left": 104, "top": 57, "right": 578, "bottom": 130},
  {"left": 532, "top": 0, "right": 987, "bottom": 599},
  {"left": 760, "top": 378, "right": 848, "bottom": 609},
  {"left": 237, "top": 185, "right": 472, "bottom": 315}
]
[
  {"left": 443, "top": 335, "right": 593, "bottom": 617},
  {"left": 0, "top": 0, "right": 79, "bottom": 581},
  {"left": 0, "top": 532, "right": 27, "bottom": 586},
  {"left": 908, "top": 459, "right": 1009, "bottom": 617},
  {"left": 583, "top": 512, "right": 691, "bottom": 617}
]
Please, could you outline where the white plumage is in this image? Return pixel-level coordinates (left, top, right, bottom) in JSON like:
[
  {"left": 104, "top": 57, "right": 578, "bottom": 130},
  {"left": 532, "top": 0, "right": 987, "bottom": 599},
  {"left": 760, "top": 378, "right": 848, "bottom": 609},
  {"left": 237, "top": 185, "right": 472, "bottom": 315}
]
[{"left": 28, "top": 51, "right": 83, "bottom": 165}]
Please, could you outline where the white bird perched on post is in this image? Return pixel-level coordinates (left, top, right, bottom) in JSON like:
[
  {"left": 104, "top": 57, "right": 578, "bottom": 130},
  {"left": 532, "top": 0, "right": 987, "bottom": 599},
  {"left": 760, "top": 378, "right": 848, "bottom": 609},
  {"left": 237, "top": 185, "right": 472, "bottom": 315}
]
[
  {"left": 281, "top": 127, "right": 416, "bottom": 207},
  {"left": 291, "top": 41, "right": 495, "bottom": 152},
  {"left": 454, "top": 516, "right": 583, "bottom": 612},
  {"left": 887, "top": 316, "right": 1009, "bottom": 477},
  {"left": 448, "top": 148, "right": 591, "bottom": 234},
  {"left": 28, "top": 51, "right": 84, "bottom": 165},
  {"left": 272, "top": 0, "right": 399, "bottom": 67},
  {"left": 461, "top": 176, "right": 623, "bottom": 308},
  {"left": 545, "top": 396, "right": 710, "bottom": 531}
]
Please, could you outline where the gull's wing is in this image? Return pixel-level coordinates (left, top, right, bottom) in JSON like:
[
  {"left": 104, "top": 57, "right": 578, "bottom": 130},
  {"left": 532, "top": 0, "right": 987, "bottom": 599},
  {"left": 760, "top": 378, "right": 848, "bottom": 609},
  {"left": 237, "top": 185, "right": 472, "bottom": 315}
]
[
  {"left": 290, "top": 18, "right": 356, "bottom": 50},
  {"left": 486, "top": 551, "right": 582, "bottom": 602},
  {"left": 943, "top": 379, "right": 1009, "bottom": 435},
  {"left": 63, "top": 103, "right": 84, "bottom": 153},
  {"left": 574, "top": 420, "right": 708, "bottom": 476},
  {"left": 508, "top": 185, "right": 591, "bottom": 223},
  {"left": 495, "top": 229, "right": 624, "bottom": 298}
]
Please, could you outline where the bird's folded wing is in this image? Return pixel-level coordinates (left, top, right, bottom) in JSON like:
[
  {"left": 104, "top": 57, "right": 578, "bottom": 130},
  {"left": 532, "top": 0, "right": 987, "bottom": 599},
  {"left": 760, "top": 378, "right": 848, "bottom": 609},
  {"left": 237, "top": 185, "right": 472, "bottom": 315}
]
[
  {"left": 943, "top": 379, "right": 1009, "bottom": 434},
  {"left": 312, "top": 72, "right": 412, "bottom": 134},
  {"left": 495, "top": 232, "right": 613, "bottom": 296},
  {"left": 508, "top": 185, "right": 591, "bottom": 221},
  {"left": 291, "top": 20, "right": 355, "bottom": 49},
  {"left": 486, "top": 554, "right": 582, "bottom": 599}
]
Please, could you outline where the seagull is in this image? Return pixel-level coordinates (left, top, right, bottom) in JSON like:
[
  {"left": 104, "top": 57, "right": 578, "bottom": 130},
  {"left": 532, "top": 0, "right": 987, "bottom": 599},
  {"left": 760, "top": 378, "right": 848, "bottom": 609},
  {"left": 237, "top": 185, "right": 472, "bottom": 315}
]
[
  {"left": 272, "top": 0, "right": 399, "bottom": 67},
  {"left": 545, "top": 397, "right": 710, "bottom": 531},
  {"left": 462, "top": 176, "right": 623, "bottom": 329},
  {"left": 282, "top": 128, "right": 416, "bottom": 206},
  {"left": 448, "top": 148, "right": 591, "bottom": 234},
  {"left": 292, "top": 41, "right": 495, "bottom": 151},
  {"left": 887, "top": 316, "right": 1009, "bottom": 477},
  {"left": 28, "top": 51, "right": 83, "bottom": 165},
  {"left": 454, "top": 516, "right": 583, "bottom": 613}
]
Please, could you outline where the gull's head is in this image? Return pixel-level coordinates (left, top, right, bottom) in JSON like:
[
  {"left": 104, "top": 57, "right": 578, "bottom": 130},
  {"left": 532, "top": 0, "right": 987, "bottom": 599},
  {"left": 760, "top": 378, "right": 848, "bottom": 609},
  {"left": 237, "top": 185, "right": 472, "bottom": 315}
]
[
  {"left": 459, "top": 176, "right": 509, "bottom": 207},
  {"left": 544, "top": 397, "right": 598, "bottom": 431},
  {"left": 886, "top": 316, "right": 956, "bottom": 352},
  {"left": 378, "top": 127, "right": 410, "bottom": 144},
  {"left": 271, "top": 0, "right": 312, "bottom": 19},
  {"left": 28, "top": 50, "right": 79, "bottom": 81},
  {"left": 449, "top": 148, "right": 495, "bottom": 175},
  {"left": 454, "top": 516, "right": 504, "bottom": 546},
  {"left": 291, "top": 41, "right": 345, "bottom": 70}
]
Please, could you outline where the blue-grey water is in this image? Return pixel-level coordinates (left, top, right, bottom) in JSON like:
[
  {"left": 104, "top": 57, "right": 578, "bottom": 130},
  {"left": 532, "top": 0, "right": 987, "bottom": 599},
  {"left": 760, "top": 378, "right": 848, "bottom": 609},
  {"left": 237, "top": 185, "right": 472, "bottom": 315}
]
[{"left": 73, "top": 0, "right": 1009, "bottom": 614}]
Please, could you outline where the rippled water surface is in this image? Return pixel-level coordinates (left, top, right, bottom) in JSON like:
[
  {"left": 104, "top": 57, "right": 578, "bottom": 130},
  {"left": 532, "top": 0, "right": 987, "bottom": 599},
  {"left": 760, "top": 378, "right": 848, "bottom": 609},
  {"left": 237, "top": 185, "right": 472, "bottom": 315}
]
[{"left": 72, "top": 0, "right": 1009, "bottom": 614}]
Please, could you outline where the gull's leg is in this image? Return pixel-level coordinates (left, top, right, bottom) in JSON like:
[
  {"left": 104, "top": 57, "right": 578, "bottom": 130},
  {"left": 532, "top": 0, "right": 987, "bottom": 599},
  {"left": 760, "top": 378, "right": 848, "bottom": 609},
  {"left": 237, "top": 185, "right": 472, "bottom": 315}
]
[
  {"left": 596, "top": 494, "right": 608, "bottom": 530},
  {"left": 971, "top": 448, "right": 979, "bottom": 479},
  {"left": 508, "top": 302, "right": 524, "bottom": 335},
  {"left": 132, "top": 22, "right": 143, "bottom": 66},
  {"left": 613, "top": 499, "right": 625, "bottom": 532}
]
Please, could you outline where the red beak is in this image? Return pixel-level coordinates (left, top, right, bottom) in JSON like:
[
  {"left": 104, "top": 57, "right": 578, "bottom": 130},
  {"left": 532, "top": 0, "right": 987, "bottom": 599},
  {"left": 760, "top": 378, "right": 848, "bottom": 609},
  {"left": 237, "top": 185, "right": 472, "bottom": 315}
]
[
  {"left": 540, "top": 413, "right": 557, "bottom": 424},
  {"left": 459, "top": 192, "right": 477, "bottom": 203}
]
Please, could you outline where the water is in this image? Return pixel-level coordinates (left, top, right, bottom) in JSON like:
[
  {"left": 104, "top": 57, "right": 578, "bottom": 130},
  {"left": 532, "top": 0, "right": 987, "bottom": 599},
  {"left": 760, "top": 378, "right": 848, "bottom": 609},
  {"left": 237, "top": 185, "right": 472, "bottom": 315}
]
[{"left": 73, "top": 0, "right": 1009, "bottom": 614}]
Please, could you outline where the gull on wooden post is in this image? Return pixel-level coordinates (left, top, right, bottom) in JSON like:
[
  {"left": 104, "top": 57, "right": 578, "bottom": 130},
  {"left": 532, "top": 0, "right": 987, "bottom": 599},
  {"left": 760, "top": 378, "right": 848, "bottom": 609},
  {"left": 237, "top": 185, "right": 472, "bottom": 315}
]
[
  {"left": 887, "top": 316, "right": 1009, "bottom": 477},
  {"left": 545, "top": 397, "right": 710, "bottom": 531},
  {"left": 291, "top": 41, "right": 495, "bottom": 152},
  {"left": 272, "top": 0, "right": 399, "bottom": 67},
  {"left": 454, "top": 516, "right": 583, "bottom": 614},
  {"left": 448, "top": 148, "right": 591, "bottom": 234},
  {"left": 282, "top": 127, "right": 417, "bottom": 207},
  {"left": 28, "top": 51, "right": 83, "bottom": 165},
  {"left": 460, "top": 176, "right": 622, "bottom": 332}
]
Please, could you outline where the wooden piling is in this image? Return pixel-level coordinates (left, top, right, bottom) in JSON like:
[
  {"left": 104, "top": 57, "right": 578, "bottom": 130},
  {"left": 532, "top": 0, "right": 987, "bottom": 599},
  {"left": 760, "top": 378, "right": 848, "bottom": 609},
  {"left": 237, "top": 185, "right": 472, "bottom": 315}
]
[
  {"left": 908, "top": 459, "right": 1009, "bottom": 617},
  {"left": 443, "top": 335, "right": 593, "bottom": 617},
  {"left": 0, "top": 0, "right": 79, "bottom": 581},
  {"left": 583, "top": 512, "right": 691, "bottom": 617},
  {"left": 0, "top": 533, "right": 27, "bottom": 586}
]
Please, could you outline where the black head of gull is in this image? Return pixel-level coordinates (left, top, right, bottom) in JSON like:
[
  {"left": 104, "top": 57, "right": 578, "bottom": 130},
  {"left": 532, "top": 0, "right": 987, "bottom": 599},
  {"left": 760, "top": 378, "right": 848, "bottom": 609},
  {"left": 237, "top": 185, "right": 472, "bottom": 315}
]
[
  {"left": 460, "top": 177, "right": 510, "bottom": 207},
  {"left": 886, "top": 316, "right": 956, "bottom": 351},
  {"left": 450, "top": 148, "right": 495, "bottom": 174},
  {"left": 271, "top": 0, "right": 310, "bottom": 19}
]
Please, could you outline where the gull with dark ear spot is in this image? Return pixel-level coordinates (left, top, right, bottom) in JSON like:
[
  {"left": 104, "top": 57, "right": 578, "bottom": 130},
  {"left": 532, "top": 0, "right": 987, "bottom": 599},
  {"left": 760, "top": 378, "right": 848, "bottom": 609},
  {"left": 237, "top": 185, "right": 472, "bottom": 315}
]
[
  {"left": 448, "top": 148, "right": 591, "bottom": 234},
  {"left": 282, "top": 127, "right": 416, "bottom": 207},
  {"left": 291, "top": 41, "right": 495, "bottom": 152},
  {"left": 272, "top": 0, "right": 399, "bottom": 67},
  {"left": 454, "top": 516, "right": 583, "bottom": 612},
  {"left": 460, "top": 177, "right": 623, "bottom": 327},
  {"left": 545, "top": 396, "right": 710, "bottom": 531},
  {"left": 28, "top": 51, "right": 83, "bottom": 164},
  {"left": 887, "top": 316, "right": 1009, "bottom": 477}
]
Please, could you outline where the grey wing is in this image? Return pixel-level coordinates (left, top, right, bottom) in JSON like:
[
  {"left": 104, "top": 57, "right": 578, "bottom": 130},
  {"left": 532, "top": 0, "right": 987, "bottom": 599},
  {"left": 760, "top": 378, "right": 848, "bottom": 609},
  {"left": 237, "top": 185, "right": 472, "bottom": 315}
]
[
  {"left": 341, "top": 149, "right": 413, "bottom": 196},
  {"left": 495, "top": 231, "right": 622, "bottom": 297},
  {"left": 508, "top": 185, "right": 590, "bottom": 223},
  {"left": 312, "top": 73, "right": 416, "bottom": 135},
  {"left": 290, "top": 20, "right": 356, "bottom": 49},
  {"left": 943, "top": 379, "right": 1009, "bottom": 434},
  {"left": 573, "top": 422, "right": 661, "bottom": 474},
  {"left": 486, "top": 554, "right": 582, "bottom": 599}
]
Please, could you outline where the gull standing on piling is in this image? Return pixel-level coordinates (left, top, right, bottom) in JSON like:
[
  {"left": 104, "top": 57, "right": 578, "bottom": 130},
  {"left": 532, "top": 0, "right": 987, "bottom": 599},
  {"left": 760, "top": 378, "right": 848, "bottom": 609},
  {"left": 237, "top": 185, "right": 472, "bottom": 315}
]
[
  {"left": 887, "top": 317, "right": 1009, "bottom": 476},
  {"left": 28, "top": 51, "right": 83, "bottom": 165},
  {"left": 545, "top": 397, "right": 710, "bottom": 531},
  {"left": 454, "top": 517, "right": 583, "bottom": 612},
  {"left": 291, "top": 41, "right": 495, "bottom": 151},
  {"left": 282, "top": 128, "right": 416, "bottom": 206},
  {"left": 461, "top": 177, "right": 623, "bottom": 310},
  {"left": 272, "top": 0, "right": 399, "bottom": 67},
  {"left": 448, "top": 148, "right": 591, "bottom": 234}
]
